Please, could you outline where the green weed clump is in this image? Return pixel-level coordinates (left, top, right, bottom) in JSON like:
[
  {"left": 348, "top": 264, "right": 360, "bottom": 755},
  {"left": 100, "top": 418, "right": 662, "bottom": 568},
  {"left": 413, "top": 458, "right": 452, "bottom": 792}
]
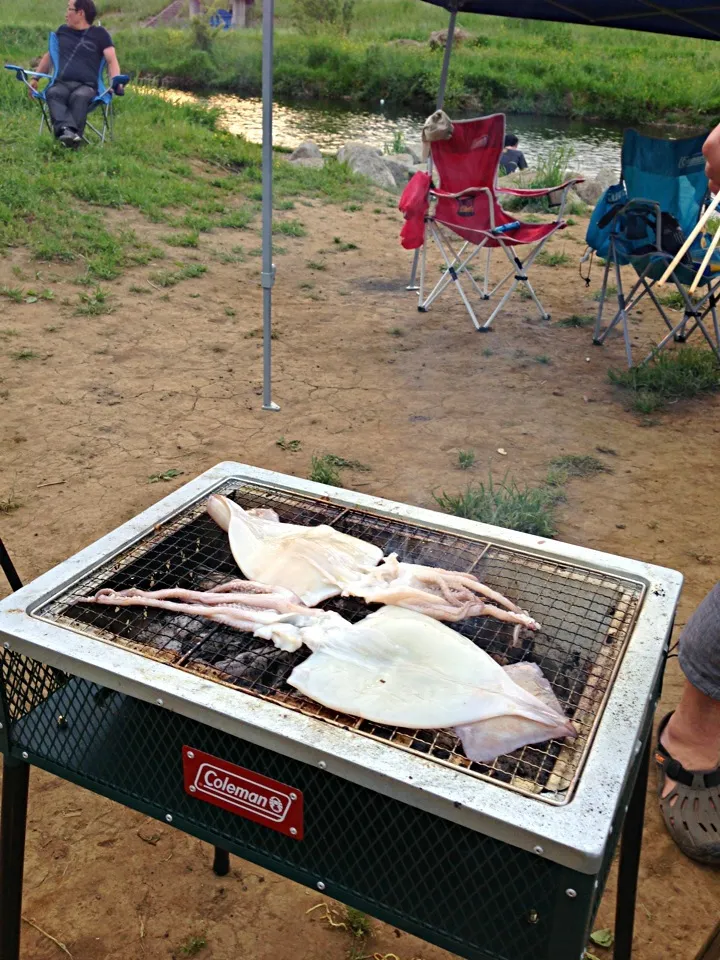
[
  {"left": 608, "top": 347, "right": 720, "bottom": 414},
  {"left": 434, "top": 472, "right": 559, "bottom": 538}
]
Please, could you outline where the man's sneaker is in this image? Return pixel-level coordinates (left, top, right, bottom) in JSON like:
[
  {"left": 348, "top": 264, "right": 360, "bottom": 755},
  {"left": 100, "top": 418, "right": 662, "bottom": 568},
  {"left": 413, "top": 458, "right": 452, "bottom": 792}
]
[{"left": 58, "top": 128, "right": 76, "bottom": 147}]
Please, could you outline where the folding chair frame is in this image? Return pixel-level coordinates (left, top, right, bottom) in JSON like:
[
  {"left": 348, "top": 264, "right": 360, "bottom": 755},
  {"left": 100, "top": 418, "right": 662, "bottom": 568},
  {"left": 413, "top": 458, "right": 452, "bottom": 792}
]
[
  {"left": 592, "top": 198, "right": 720, "bottom": 366},
  {"left": 417, "top": 182, "right": 575, "bottom": 331},
  {"left": 5, "top": 49, "right": 124, "bottom": 148}
]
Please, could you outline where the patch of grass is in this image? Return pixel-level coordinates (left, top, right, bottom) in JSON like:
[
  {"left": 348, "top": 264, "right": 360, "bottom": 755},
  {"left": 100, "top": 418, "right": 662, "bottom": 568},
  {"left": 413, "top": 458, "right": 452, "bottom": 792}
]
[
  {"left": 333, "top": 237, "right": 359, "bottom": 251},
  {"left": 310, "top": 455, "right": 342, "bottom": 487},
  {"left": 518, "top": 287, "right": 533, "bottom": 301},
  {"left": 324, "top": 454, "right": 371, "bottom": 471},
  {"left": 129, "top": 284, "right": 150, "bottom": 294},
  {"left": 566, "top": 217, "right": 578, "bottom": 226},
  {"left": 177, "top": 934, "right": 207, "bottom": 957},
  {"left": 299, "top": 282, "right": 315, "bottom": 290},
  {"left": 163, "top": 231, "right": 200, "bottom": 248},
  {"left": 0, "top": 492, "right": 22, "bottom": 514},
  {"left": 76, "top": 286, "right": 112, "bottom": 316},
  {"left": 534, "top": 354, "right": 551, "bottom": 364},
  {"left": 306, "top": 259, "right": 327, "bottom": 271},
  {"left": 593, "top": 285, "right": 617, "bottom": 301},
  {"left": 277, "top": 436, "right": 302, "bottom": 452},
  {"left": 150, "top": 264, "right": 208, "bottom": 287},
  {"left": 274, "top": 199, "right": 296, "bottom": 210},
  {"left": 434, "top": 472, "right": 558, "bottom": 537},
  {"left": 549, "top": 454, "right": 610, "bottom": 477},
  {"left": 0, "top": 329, "right": 20, "bottom": 339},
  {"left": 224, "top": 306, "right": 236, "bottom": 316},
  {"left": 148, "top": 468, "right": 183, "bottom": 483},
  {"left": 558, "top": 313, "right": 594, "bottom": 328},
  {"left": 536, "top": 250, "right": 570, "bottom": 267},
  {"left": 389, "top": 327, "right": 404, "bottom": 336},
  {"left": 457, "top": 449, "right": 476, "bottom": 470},
  {"left": 656, "top": 290, "right": 685, "bottom": 309},
  {"left": 345, "top": 907, "right": 372, "bottom": 940},
  {"left": 273, "top": 218, "right": 307, "bottom": 237},
  {"left": 44, "top": 325, "right": 60, "bottom": 333},
  {"left": 0, "top": 286, "right": 24, "bottom": 303},
  {"left": 11, "top": 349, "right": 37, "bottom": 361},
  {"left": 608, "top": 347, "right": 720, "bottom": 413},
  {"left": 219, "top": 208, "right": 254, "bottom": 229},
  {"left": 482, "top": 347, "right": 493, "bottom": 357}
]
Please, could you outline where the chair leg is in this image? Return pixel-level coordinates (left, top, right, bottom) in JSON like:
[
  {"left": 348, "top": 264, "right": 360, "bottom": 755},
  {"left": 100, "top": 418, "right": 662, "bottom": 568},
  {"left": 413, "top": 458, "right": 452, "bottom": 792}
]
[
  {"left": 0, "top": 758, "right": 30, "bottom": 960},
  {"left": 592, "top": 255, "right": 613, "bottom": 344},
  {"left": 613, "top": 737, "right": 651, "bottom": 960},
  {"left": 407, "top": 248, "right": 420, "bottom": 291}
]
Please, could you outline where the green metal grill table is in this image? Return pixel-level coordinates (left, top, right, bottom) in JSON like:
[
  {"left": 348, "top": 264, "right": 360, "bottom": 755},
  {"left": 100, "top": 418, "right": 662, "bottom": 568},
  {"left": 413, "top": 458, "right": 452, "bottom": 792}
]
[{"left": 0, "top": 462, "right": 682, "bottom": 960}]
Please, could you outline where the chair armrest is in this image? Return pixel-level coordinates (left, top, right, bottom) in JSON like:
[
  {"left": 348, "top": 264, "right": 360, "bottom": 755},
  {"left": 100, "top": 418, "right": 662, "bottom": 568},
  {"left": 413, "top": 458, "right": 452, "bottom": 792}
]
[
  {"left": 5, "top": 65, "right": 52, "bottom": 82},
  {"left": 498, "top": 177, "right": 584, "bottom": 198}
]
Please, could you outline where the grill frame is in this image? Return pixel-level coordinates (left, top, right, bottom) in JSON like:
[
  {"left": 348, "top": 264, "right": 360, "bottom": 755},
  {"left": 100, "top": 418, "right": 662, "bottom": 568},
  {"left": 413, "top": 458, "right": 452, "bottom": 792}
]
[{"left": 0, "top": 461, "right": 682, "bottom": 873}]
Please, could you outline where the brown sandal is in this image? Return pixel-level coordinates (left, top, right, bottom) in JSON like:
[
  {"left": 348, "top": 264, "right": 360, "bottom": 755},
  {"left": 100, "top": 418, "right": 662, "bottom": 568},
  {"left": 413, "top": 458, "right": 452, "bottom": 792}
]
[{"left": 655, "top": 712, "right": 720, "bottom": 866}]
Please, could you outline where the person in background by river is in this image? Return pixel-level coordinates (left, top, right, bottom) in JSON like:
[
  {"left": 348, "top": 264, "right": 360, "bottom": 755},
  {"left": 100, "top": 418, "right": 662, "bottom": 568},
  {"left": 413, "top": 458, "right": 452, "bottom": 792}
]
[{"left": 500, "top": 134, "right": 528, "bottom": 175}]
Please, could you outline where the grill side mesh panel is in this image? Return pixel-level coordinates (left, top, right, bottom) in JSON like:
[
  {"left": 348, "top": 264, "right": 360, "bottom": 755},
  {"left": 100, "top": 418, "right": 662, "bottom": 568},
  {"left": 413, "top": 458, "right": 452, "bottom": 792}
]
[
  {"left": 32, "top": 480, "right": 645, "bottom": 804},
  {"left": 5, "top": 668, "right": 600, "bottom": 960}
]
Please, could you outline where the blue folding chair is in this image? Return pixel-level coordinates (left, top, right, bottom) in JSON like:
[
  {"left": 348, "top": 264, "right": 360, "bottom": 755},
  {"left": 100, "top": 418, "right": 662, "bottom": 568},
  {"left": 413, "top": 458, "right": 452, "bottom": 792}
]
[
  {"left": 586, "top": 129, "right": 720, "bottom": 366},
  {"left": 5, "top": 32, "right": 130, "bottom": 145}
]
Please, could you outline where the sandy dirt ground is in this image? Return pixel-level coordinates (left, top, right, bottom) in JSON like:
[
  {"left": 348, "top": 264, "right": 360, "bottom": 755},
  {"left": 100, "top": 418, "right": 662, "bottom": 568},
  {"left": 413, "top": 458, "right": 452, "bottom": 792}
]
[{"left": 0, "top": 190, "right": 719, "bottom": 960}]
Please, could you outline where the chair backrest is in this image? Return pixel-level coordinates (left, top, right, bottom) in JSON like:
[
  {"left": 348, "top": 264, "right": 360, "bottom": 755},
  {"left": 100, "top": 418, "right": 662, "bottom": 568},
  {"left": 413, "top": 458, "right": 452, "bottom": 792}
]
[
  {"left": 431, "top": 114, "right": 506, "bottom": 195},
  {"left": 622, "top": 129, "right": 709, "bottom": 239},
  {"left": 47, "top": 31, "right": 109, "bottom": 100}
]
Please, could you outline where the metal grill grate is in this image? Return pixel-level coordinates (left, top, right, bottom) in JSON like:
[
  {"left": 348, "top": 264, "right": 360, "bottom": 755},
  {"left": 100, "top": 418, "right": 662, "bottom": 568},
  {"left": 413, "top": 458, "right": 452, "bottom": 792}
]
[{"left": 33, "top": 480, "right": 645, "bottom": 805}]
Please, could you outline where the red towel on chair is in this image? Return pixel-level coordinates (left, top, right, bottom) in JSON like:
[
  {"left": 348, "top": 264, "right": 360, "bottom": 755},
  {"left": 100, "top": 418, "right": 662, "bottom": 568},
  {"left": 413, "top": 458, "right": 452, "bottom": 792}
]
[{"left": 399, "top": 172, "right": 431, "bottom": 250}]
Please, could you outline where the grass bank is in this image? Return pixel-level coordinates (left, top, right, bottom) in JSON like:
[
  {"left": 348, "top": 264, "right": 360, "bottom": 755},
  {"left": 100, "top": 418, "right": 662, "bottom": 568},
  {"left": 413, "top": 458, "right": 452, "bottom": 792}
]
[
  {"left": 3, "top": 0, "right": 717, "bottom": 125},
  {"left": 0, "top": 29, "right": 367, "bottom": 282}
]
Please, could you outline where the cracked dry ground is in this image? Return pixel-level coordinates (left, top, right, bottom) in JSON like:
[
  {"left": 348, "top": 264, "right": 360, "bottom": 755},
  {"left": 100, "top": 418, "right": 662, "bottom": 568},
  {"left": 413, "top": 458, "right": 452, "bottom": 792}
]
[{"left": 0, "top": 197, "right": 718, "bottom": 960}]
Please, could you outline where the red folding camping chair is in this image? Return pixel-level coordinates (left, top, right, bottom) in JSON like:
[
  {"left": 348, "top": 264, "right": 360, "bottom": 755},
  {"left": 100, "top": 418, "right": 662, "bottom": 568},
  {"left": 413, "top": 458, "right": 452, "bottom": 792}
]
[{"left": 401, "top": 114, "right": 583, "bottom": 331}]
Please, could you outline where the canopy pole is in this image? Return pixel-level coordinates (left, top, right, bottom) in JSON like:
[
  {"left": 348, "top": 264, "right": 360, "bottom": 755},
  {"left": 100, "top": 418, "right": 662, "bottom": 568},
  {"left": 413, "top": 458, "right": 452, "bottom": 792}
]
[
  {"left": 407, "top": 6, "right": 457, "bottom": 291},
  {"left": 436, "top": 6, "right": 457, "bottom": 110},
  {"left": 261, "top": 0, "right": 279, "bottom": 411}
]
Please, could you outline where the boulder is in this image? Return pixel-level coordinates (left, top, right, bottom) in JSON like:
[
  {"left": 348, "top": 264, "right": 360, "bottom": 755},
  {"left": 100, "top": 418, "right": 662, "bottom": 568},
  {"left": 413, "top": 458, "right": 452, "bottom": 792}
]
[
  {"left": 405, "top": 141, "right": 423, "bottom": 163},
  {"left": 338, "top": 143, "right": 396, "bottom": 190},
  {"left": 384, "top": 157, "right": 414, "bottom": 188},
  {"left": 289, "top": 141, "right": 322, "bottom": 161},
  {"left": 287, "top": 156, "right": 325, "bottom": 169},
  {"left": 337, "top": 141, "right": 383, "bottom": 164},
  {"left": 574, "top": 178, "right": 605, "bottom": 206},
  {"left": 429, "top": 27, "right": 472, "bottom": 49},
  {"left": 498, "top": 168, "right": 537, "bottom": 187}
]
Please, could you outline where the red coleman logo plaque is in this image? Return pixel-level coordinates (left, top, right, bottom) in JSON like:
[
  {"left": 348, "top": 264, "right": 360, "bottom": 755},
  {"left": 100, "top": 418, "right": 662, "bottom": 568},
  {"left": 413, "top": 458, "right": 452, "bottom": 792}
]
[{"left": 183, "top": 746, "right": 303, "bottom": 840}]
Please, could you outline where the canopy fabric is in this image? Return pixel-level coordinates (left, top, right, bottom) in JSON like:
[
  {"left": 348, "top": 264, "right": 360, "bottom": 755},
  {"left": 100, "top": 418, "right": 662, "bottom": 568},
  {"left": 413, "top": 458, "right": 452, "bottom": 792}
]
[{"left": 421, "top": 0, "right": 720, "bottom": 42}]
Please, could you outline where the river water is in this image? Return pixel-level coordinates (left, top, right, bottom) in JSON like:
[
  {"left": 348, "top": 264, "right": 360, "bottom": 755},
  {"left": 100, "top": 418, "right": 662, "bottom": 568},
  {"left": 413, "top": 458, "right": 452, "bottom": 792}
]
[{"left": 158, "top": 89, "right": 694, "bottom": 177}]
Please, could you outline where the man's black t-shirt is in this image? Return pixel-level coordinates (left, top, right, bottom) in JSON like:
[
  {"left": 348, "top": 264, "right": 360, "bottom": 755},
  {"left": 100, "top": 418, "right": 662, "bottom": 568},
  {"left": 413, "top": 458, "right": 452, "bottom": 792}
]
[
  {"left": 56, "top": 24, "right": 113, "bottom": 87},
  {"left": 500, "top": 148, "right": 528, "bottom": 174}
]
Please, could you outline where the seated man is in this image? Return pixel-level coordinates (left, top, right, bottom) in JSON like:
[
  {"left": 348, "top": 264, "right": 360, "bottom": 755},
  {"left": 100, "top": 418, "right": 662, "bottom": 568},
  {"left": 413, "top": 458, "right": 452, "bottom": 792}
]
[
  {"left": 501, "top": 134, "right": 528, "bottom": 175},
  {"left": 29, "top": 0, "right": 124, "bottom": 148}
]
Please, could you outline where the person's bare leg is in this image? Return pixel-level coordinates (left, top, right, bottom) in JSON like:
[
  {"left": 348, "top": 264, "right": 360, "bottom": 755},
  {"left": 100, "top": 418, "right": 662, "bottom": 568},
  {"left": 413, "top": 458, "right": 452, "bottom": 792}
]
[{"left": 660, "top": 681, "right": 720, "bottom": 798}]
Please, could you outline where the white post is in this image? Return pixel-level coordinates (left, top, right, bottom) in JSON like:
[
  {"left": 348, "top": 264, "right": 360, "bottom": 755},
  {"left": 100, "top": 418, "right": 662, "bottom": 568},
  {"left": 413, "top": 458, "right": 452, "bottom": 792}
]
[
  {"left": 231, "top": 0, "right": 247, "bottom": 27},
  {"left": 189, "top": 0, "right": 202, "bottom": 17}
]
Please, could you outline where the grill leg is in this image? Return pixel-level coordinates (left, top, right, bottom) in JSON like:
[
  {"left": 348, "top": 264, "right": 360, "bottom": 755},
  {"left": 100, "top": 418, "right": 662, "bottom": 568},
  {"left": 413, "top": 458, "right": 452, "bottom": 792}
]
[
  {"left": 0, "top": 540, "right": 22, "bottom": 593},
  {"left": 613, "top": 736, "right": 651, "bottom": 960},
  {"left": 0, "top": 757, "right": 30, "bottom": 960},
  {"left": 212, "top": 846, "right": 230, "bottom": 876}
]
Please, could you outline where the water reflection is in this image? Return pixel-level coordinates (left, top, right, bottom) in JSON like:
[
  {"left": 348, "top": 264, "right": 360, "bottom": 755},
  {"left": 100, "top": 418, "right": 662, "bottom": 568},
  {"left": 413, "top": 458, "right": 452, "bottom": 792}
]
[{"left": 146, "top": 87, "right": 701, "bottom": 177}]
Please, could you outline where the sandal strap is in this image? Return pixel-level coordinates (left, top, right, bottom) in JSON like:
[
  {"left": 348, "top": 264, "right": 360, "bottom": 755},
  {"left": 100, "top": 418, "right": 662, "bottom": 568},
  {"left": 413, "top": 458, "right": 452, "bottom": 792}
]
[{"left": 655, "top": 712, "right": 720, "bottom": 788}]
